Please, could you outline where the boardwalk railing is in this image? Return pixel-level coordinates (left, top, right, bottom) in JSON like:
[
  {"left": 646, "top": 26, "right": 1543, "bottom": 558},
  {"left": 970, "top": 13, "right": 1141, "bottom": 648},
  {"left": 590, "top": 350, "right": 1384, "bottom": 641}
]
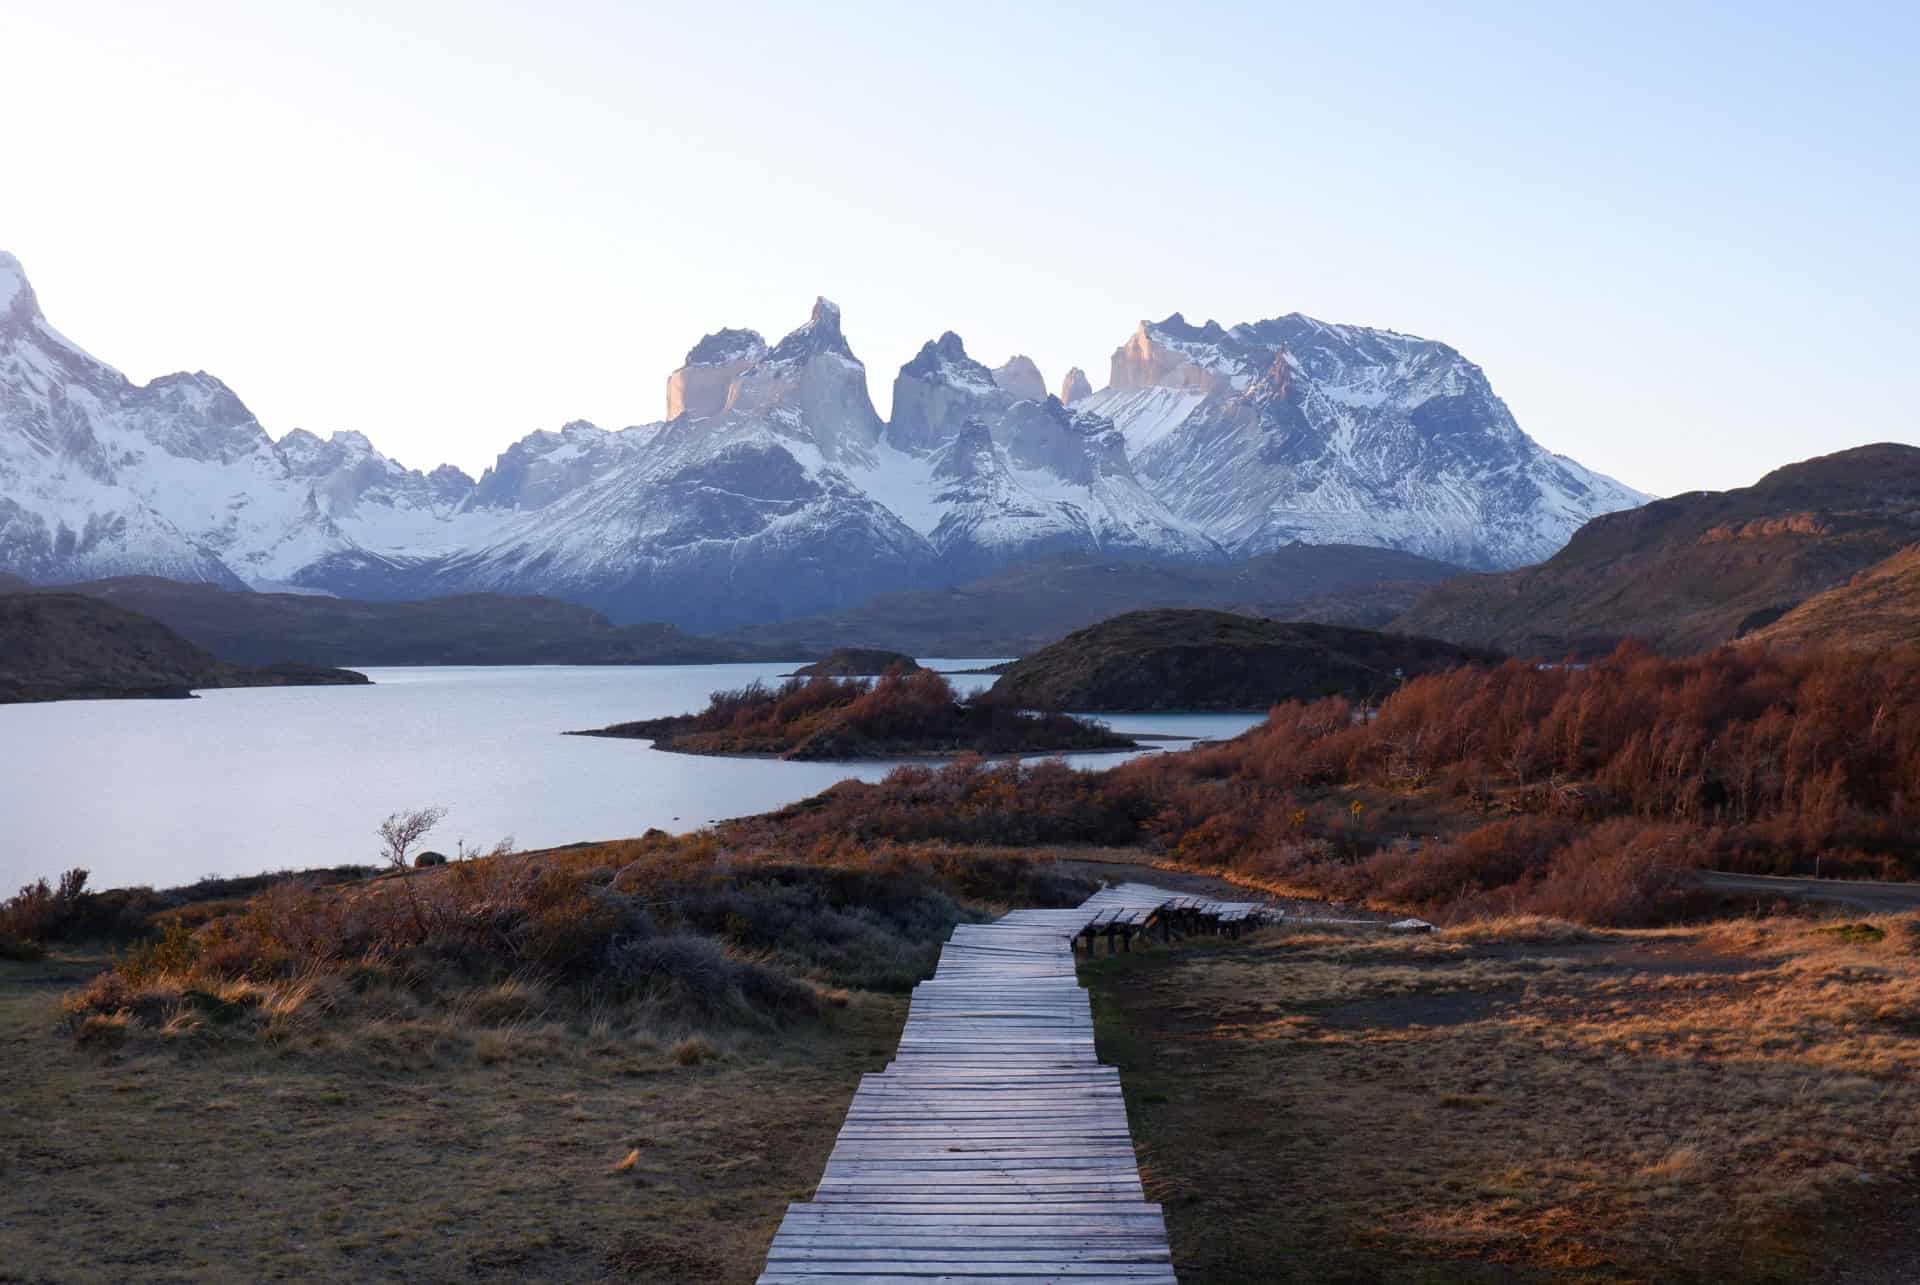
[{"left": 755, "top": 881, "right": 1280, "bottom": 1285}]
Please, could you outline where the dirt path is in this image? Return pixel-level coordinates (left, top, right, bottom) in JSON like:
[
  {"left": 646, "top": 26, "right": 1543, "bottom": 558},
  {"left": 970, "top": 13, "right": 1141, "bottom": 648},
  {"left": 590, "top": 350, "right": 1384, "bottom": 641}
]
[{"left": 1699, "top": 870, "right": 1920, "bottom": 913}]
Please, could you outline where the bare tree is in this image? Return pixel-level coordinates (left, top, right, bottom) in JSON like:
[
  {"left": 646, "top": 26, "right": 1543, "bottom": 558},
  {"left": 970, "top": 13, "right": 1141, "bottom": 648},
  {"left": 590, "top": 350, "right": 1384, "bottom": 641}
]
[{"left": 377, "top": 806, "right": 447, "bottom": 872}]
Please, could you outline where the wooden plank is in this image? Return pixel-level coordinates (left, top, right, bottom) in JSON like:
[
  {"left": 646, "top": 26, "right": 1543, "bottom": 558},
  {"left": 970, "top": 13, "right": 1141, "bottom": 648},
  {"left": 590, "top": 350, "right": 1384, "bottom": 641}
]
[{"left": 753, "top": 885, "right": 1194, "bottom": 1284}]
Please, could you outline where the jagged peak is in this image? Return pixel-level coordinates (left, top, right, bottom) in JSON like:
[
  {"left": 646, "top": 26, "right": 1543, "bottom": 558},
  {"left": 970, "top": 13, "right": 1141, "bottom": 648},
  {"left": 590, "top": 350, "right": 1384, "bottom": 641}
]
[
  {"left": 900, "top": 331, "right": 992, "bottom": 385},
  {"left": 1060, "top": 367, "right": 1093, "bottom": 404},
  {"left": 762, "top": 295, "right": 857, "bottom": 365},
  {"left": 991, "top": 354, "right": 1046, "bottom": 402},
  {"left": 683, "top": 327, "right": 767, "bottom": 367},
  {"left": 0, "top": 251, "right": 32, "bottom": 318},
  {"left": 1148, "top": 312, "right": 1228, "bottom": 342}
]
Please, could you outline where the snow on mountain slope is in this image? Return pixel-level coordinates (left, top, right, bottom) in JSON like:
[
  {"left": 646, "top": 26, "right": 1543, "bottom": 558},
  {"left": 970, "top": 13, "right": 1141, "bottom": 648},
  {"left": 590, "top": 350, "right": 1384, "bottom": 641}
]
[
  {"left": 0, "top": 247, "right": 1647, "bottom": 629},
  {"left": 871, "top": 330, "right": 1221, "bottom": 576},
  {"left": 1071, "top": 385, "right": 1208, "bottom": 455},
  {"left": 1086, "top": 313, "right": 1648, "bottom": 569}
]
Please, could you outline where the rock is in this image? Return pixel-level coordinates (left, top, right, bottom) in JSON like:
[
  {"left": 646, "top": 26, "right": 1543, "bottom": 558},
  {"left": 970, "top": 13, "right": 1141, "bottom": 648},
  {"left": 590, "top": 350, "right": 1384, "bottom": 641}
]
[
  {"left": 665, "top": 328, "right": 766, "bottom": 419},
  {"left": 990, "top": 355, "right": 1046, "bottom": 403},
  {"left": 1387, "top": 918, "right": 1436, "bottom": 933},
  {"left": 1059, "top": 367, "right": 1093, "bottom": 404}
]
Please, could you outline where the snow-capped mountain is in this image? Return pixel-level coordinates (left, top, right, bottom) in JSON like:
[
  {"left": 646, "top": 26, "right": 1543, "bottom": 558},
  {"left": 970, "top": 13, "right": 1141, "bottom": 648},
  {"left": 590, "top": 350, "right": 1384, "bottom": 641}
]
[
  {"left": 1073, "top": 314, "right": 1648, "bottom": 569},
  {"left": 0, "top": 249, "right": 1647, "bottom": 629},
  {"left": 866, "top": 331, "right": 1220, "bottom": 580}
]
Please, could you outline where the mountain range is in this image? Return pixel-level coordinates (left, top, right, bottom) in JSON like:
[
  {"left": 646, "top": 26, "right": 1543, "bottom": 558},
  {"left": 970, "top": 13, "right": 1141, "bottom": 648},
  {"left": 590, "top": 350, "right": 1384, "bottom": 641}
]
[{"left": 0, "top": 251, "right": 1646, "bottom": 631}]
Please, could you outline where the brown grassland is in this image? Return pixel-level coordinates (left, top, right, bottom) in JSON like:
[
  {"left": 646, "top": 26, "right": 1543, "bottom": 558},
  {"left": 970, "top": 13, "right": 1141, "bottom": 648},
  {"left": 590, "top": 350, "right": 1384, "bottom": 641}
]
[
  {"left": 0, "top": 946, "right": 902, "bottom": 1283},
  {"left": 1086, "top": 913, "right": 1920, "bottom": 1284},
  {"left": 0, "top": 837, "right": 1097, "bottom": 1282}
]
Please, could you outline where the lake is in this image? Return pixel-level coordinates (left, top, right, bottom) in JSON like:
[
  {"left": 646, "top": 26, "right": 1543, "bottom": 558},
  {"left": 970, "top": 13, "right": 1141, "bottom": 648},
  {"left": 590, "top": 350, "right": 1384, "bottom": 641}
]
[{"left": 0, "top": 663, "right": 1264, "bottom": 892}]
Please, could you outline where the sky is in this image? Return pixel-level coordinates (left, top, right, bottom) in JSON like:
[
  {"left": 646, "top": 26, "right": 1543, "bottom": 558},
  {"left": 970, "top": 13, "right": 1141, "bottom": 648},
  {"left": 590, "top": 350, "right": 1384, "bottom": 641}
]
[{"left": 1, "top": 0, "right": 1914, "bottom": 498}]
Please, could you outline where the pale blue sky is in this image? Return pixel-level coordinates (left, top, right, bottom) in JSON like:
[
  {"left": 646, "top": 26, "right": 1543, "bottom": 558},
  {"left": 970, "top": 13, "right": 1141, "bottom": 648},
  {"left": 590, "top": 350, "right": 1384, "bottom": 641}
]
[{"left": 3, "top": 0, "right": 1913, "bottom": 496}]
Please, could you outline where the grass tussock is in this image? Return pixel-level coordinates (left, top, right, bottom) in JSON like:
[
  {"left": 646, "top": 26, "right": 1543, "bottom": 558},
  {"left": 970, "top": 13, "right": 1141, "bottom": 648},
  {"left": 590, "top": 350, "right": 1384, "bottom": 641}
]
[
  {"left": 34, "top": 833, "right": 1097, "bottom": 1058},
  {"left": 1088, "top": 909, "right": 1920, "bottom": 1282}
]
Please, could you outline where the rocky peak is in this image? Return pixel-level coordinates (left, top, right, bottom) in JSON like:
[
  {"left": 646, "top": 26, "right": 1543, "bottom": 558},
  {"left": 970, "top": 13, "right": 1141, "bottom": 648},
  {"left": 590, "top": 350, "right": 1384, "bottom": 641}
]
[
  {"left": 1110, "top": 313, "right": 1251, "bottom": 396},
  {"left": 760, "top": 296, "right": 854, "bottom": 366},
  {"left": 1059, "top": 367, "right": 1093, "bottom": 404},
  {"left": 684, "top": 327, "right": 767, "bottom": 367},
  {"left": 900, "top": 331, "right": 992, "bottom": 385},
  {"left": 668, "top": 327, "right": 768, "bottom": 420},
  {"left": 991, "top": 355, "right": 1046, "bottom": 403},
  {"left": 0, "top": 251, "right": 37, "bottom": 327},
  {"left": 889, "top": 332, "right": 1005, "bottom": 455},
  {"left": 722, "top": 297, "right": 882, "bottom": 460}
]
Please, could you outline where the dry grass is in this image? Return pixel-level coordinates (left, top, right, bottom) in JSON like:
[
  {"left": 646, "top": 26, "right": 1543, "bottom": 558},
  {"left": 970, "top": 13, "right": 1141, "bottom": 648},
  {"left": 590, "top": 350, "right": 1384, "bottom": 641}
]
[
  {"left": 1086, "top": 911, "right": 1920, "bottom": 1283},
  {"left": 0, "top": 948, "right": 907, "bottom": 1283}
]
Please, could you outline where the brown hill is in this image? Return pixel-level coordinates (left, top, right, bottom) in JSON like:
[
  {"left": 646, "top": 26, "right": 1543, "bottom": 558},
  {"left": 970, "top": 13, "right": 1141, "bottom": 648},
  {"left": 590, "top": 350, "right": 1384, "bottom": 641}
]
[
  {"left": 724, "top": 547, "right": 1463, "bottom": 657},
  {"left": 1394, "top": 443, "right": 1920, "bottom": 656},
  {"left": 788, "top": 648, "right": 922, "bottom": 677},
  {"left": 1745, "top": 544, "right": 1920, "bottom": 651},
  {"left": 25, "top": 577, "right": 757, "bottom": 667},
  {"left": 986, "top": 609, "right": 1498, "bottom": 711},
  {"left": 0, "top": 593, "right": 367, "bottom": 703}
]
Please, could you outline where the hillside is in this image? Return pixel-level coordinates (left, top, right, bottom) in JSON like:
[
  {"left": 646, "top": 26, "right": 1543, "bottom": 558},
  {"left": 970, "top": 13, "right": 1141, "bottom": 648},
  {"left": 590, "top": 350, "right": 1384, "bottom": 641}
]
[
  {"left": 788, "top": 649, "right": 922, "bottom": 677},
  {"left": 572, "top": 669, "right": 1133, "bottom": 760},
  {"left": 724, "top": 546, "right": 1464, "bottom": 657},
  {"left": 0, "top": 594, "right": 367, "bottom": 703},
  {"left": 30, "top": 578, "right": 757, "bottom": 667},
  {"left": 985, "top": 609, "right": 1497, "bottom": 711},
  {"left": 1395, "top": 443, "right": 1920, "bottom": 656},
  {"left": 1745, "top": 543, "right": 1920, "bottom": 650}
]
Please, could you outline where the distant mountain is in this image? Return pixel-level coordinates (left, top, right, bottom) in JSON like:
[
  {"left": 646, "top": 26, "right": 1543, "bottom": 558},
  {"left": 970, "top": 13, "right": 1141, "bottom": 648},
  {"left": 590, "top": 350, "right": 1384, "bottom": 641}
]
[
  {"left": 0, "top": 592, "right": 366, "bottom": 703},
  {"left": 1395, "top": 444, "right": 1920, "bottom": 656},
  {"left": 23, "top": 577, "right": 760, "bottom": 667},
  {"left": 1744, "top": 544, "right": 1920, "bottom": 652},
  {"left": 0, "top": 249, "right": 1644, "bottom": 630},
  {"left": 1071, "top": 313, "right": 1648, "bottom": 569},
  {"left": 722, "top": 546, "right": 1465, "bottom": 657},
  {"left": 985, "top": 608, "right": 1499, "bottom": 711}
]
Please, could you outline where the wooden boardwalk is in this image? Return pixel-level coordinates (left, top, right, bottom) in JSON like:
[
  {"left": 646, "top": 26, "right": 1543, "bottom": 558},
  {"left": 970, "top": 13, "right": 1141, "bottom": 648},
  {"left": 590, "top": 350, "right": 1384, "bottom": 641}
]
[{"left": 756, "top": 882, "right": 1276, "bottom": 1284}]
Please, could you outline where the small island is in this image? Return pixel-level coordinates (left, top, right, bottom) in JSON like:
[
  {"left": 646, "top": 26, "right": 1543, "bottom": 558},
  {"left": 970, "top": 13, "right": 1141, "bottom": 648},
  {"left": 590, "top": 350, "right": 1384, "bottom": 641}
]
[
  {"left": 785, "top": 647, "right": 923, "bottom": 678},
  {"left": 569, "top": 669, "right": 1135, "bottom": 760}
]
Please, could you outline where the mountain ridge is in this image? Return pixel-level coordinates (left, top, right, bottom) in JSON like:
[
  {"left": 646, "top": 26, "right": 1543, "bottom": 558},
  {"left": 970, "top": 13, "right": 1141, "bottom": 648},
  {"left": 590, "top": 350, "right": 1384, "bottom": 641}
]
[
  {"left": 1394, "top": 443, "right": 1920, "bottom": 655},
  {"left": 0, "top": 250, "right": 1647, "bottom": 630}
]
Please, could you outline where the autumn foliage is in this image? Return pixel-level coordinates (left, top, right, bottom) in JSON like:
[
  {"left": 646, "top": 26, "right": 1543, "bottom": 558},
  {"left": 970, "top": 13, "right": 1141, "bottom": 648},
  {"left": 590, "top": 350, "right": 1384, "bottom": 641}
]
[
  {"left": 730, "top": 644, "right": 1920, "bottom": 925},
  {"left": 580, "top": 669, "right": 1132, "bottom": 759}
]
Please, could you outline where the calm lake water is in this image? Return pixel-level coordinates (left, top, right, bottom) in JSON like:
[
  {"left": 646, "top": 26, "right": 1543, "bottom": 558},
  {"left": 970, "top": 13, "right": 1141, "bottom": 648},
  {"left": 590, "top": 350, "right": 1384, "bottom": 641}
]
[{"left": 0, "top": 663, "right": 1263, "bottom": 892}]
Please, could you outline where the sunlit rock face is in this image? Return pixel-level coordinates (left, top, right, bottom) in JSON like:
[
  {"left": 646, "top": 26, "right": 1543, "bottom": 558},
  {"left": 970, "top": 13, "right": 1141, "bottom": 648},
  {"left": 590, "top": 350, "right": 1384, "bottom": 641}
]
[
  {"left": 1059, "top": 366, "right": 1093, "bottom": 404},
  {"left": 722, "top": 298, "right": 883, "bottom": 465},
  {"left": 990, "top": 354, "right": 1046, "bottom": 403},
  {"left": 1108, "top": 314, "right": 1249, "bottom": 397},
  {"left": 665, "top": 328, "right": 765, "bottom": 420}
]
